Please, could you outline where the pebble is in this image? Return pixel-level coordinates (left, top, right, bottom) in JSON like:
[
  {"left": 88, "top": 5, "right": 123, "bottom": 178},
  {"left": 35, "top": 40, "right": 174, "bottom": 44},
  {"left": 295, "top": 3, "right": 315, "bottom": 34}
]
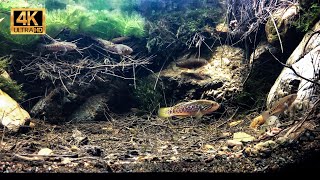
[
  {"left": 226, "top": 139, "right": 243, "bottom": 147},
  {"left": 232, "top": 145, "right": 243, "bottom": 152}
]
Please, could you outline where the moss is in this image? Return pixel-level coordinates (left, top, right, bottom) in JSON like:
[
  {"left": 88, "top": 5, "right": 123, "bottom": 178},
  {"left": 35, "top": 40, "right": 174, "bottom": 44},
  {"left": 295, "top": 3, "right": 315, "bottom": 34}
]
[
  {"left": 132, "top": 76, "right": 164, "bottom": 113},
  {"left": 1, "top": 1, "right": 145, "bottom": 45},
  {"left": 293, "top": 3, "right": 320, "bottom": 32},
  {"left": 46, "top": 6, "right": 145, "bottom": 39},
  {"left": 0, "top": 76, "right": 26, "bottom": 101},
  {"left": 0, "top": 56, "right": 26, "bottom": 101}
]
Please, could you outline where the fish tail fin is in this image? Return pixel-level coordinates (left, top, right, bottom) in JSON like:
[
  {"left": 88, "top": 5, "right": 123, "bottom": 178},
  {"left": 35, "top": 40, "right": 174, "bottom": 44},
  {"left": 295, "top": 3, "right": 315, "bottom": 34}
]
[
  {"left": 261, "top": 110, "right": 271, "bottom": 121},
  {"left": 158, "top": 107, "right": 173, "bottom": 118}
]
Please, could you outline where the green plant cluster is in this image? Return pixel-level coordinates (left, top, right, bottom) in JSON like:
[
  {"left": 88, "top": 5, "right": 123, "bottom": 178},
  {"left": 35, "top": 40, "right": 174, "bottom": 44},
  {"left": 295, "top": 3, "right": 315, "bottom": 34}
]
[
  {"left": 133, "top": 76, "right": 164, "bottom": 113},
  {"left": 0, "top": 56, "right": 26, "bottom": 101},
  {"left": 0, "top": 0, "right": 145, "bottom": 45},
  {"left": 293, "top": 3, "right": 320, "bottom": 32}
]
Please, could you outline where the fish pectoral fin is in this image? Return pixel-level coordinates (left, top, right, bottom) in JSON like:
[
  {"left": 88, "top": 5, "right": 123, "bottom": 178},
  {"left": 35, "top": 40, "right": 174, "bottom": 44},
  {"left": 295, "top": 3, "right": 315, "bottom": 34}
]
[{"left": 195, "top": 112, "right": 203, "bottom": 120}]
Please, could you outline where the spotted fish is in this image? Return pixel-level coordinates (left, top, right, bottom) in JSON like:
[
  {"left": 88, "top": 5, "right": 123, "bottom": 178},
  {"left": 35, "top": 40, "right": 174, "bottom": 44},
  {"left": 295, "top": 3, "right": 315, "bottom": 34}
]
[
  {"left": 250, "top": 94, "right": 297, "bottom": 128},
  {"left": 158, "top": 100, "right": 220, "bottom": 119}
]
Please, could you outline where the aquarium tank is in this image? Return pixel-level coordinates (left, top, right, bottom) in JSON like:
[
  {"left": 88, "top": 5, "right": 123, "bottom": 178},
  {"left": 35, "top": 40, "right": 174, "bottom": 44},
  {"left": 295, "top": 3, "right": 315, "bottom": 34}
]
[{"left": 0, "top": 0, "right": 320, "bottom": 173}]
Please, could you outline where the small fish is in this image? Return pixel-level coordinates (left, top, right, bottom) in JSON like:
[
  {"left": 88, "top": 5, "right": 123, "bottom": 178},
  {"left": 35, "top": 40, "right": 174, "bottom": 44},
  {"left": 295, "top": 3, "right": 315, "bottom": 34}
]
[
  {"left": 262, "top": 93, "right": 297, "bottom": 120},
  {"left": 113, "top": 44, "right": 133, "bottom": 55},
  {"left": 176, "top": 58, "right": 208, "bottom": 69},
  {"left": 111, "top": 36, "right": 131, "bottom": 44},
  {"left": 250, "top": 94, "right": 297, "bottom": 129},
  {"left": 95, "top": 38, "right": 133, "bottom": 55},
  {"left": 158, "top": 100, "right": 220, "bottom": 119}
]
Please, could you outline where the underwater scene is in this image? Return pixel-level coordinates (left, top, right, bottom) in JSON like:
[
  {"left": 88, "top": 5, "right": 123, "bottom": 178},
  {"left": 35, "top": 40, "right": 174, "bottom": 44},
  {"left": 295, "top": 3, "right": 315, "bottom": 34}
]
[{"left": 0, "top": 0, "right": 320, "bottom": 173}]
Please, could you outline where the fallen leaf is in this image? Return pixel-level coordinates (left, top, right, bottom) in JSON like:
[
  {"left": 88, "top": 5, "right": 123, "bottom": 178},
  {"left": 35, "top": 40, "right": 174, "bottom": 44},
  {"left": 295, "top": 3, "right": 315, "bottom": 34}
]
[
  {"left": 233, "top": 132, "right": 255, "bottom": 142},
  {"left": 229, "top": 120, "right": 243, "bottom": 127},
  {"left": 38, "top": 148, "right": 53, "bottom": 156}
]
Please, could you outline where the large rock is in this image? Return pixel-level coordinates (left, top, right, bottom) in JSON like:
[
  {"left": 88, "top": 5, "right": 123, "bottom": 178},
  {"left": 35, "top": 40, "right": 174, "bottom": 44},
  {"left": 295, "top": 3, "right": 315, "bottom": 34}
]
[
  {"left": 265, "top": 4, "right": 299, "bottom": 45},
  {"left": 68, "top": 93, "right": 108, "bottom": 122},
  {"left": 267, "top": 21, "right": 320, "bottom": 113},
  {"left": 249, "top": 41, "right": 278, "bottom": 64},
  {"left": 160, "top": 45, "right": 248, "bottom": 102},
  {"left": 30, "top": 85, "right": 85, "bottom": 123},
  {"left": 0, "top": 89, "right": 30, "bottom": 132}
]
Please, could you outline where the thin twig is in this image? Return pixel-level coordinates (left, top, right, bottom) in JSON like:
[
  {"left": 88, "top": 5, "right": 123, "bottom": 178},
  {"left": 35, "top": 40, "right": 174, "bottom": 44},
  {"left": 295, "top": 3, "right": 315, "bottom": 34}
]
[{"left": 269, "top": 50, "right": 320, "bottom": 86}]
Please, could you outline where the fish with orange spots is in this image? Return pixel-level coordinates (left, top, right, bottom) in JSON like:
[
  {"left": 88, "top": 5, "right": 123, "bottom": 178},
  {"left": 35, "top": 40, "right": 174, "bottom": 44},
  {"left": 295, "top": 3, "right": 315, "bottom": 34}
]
[
  {"left": 158, "top": 100, "right": 220, "bottom": 119},
  {"left": 250, "top": 94, "right": 297, "bottom": 129}
]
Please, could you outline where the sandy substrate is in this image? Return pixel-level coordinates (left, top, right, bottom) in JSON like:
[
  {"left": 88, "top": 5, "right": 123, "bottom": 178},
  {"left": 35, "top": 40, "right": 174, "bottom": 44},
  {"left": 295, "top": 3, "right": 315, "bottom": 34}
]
[{"left": 1, "top": 112, "right": 319, "bottom": 173}]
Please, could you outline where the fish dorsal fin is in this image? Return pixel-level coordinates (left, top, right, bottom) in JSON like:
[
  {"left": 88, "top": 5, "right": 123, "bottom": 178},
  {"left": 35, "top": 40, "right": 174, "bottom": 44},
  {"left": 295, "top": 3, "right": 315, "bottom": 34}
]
[
  {"left": 269, "top": 94, "right": 297, "bottom": 113},
  {"left": 174, "top": 101, "right": 189, "bottom": 107}
]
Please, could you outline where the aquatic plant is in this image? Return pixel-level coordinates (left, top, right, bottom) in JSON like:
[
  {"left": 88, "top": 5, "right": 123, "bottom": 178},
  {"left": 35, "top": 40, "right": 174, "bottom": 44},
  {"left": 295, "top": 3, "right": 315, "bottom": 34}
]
[
  {"left": 46, "top": 6, "right": 145, "bottom": 39},
  {"left": 133, "top": 76, "right": 164, "bottom": 113},
  {"left": 0, "top": 0, "right": 31, "bottom": 11},
  {"left": 79, "top": 9, "right": 145, "bottom": 39},
  {"left": 293, "top": 3, "right": 320, "bottom": 32},
  {"left": 0, "top": 1, "right": 145, "bottom": 45},
  {"left": 0, "top": 56, "right": 26, "bottom": 101}
]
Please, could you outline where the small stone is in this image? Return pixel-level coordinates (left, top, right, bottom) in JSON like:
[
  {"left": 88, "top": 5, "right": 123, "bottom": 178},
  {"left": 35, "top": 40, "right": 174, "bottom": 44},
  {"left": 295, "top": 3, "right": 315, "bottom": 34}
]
[
  {"left": 221, "top": 146, "right": 229, "bottom": 151},
  {"left": 233, "top": 132, "right": 255, "bottom": 142},
  {"left": 70, "top": 145, "right": 80, "bottom": 152},
  {"left": 226, "top": 139, "right": 243, "bottom": 147},
  {"left": 232, "top": 145, "right": 243, "bottom": 152},
  {"left": 38, "top": 148, "right": 53, "bottom": 156},
  {"left": 61, "top": 158, "right": 71, "bottom": 165}
]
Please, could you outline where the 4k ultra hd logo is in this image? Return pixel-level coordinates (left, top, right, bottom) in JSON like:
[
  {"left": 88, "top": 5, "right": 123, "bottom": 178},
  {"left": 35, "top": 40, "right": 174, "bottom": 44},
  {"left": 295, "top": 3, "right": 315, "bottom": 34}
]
[{"left": 10, "top": 8, "right": 46, "bottom": 34}]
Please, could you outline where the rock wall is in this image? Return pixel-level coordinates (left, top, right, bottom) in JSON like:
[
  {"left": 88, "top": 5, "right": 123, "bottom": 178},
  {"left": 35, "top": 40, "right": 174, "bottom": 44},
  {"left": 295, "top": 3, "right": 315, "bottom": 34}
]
[
  {"left": 267, "top": 21, "right": 320, "bottom": 114},
  {"left": 160, "top": 45, "right": 248, "bottom": 103}
]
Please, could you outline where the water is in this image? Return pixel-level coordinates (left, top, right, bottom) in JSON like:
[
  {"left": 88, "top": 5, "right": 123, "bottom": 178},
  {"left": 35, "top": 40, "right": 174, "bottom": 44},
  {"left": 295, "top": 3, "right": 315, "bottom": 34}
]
[{"left": 0, "top": 0, "right": 319, "bottom": 173}]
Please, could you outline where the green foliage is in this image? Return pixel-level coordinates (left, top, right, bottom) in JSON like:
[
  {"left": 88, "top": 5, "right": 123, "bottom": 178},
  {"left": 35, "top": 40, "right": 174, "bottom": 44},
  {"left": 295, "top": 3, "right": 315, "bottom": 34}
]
[
  {"left": 0, "top": 56, "right": 26, "bottom": 101},
  {"left": 0, "top": 56, "right": 10, "bottom": 69},
  {"left": 133, "top": 76, "right": 164, "bottom": 113},
  {"left": 293, "top": 3, "right": 320, "bottom": 32},
  {"left": 0, "top": 1, "right": 145, "bottom": 45},
  {"left": 79, "top": 9, "right": 145, "bottom": 39},
  {"left": 46, "top": 6, "right": 145, "bottom": 39}
]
